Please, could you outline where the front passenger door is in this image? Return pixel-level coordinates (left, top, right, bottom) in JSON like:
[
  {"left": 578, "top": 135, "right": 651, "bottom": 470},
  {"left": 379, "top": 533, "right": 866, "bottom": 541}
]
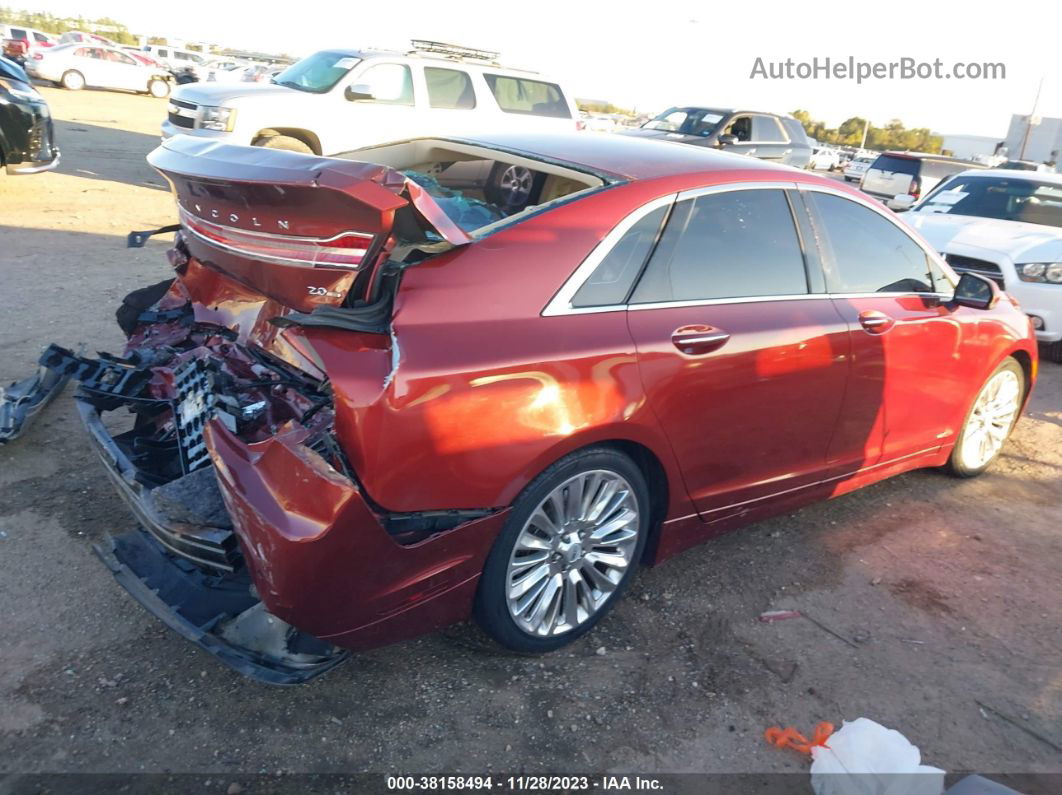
[
  {"left": 801, "top": 188, "right": 964, "bottom": 468},
  {"left": 626, "top": 187, "right": 851, "bottom": 520},
  {"left": 333, "top": 62, "right": 418, "bottom": 151}
]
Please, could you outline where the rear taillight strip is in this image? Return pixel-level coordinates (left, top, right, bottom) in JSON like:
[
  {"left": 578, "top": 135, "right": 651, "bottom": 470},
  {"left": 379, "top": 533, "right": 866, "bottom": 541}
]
[{"left": 179, "top": 208, "right": 374, "bottom": 269}]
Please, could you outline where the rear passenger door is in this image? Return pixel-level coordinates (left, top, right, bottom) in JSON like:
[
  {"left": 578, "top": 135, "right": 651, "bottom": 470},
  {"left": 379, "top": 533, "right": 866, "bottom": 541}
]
[
  {"left": 747, "top": 115, "right": 792, "bottom": 162},
  {"left": 624, "top": 186, "right": 851, "bottom": 519},
  {"left": 421, "top": 66, "right": 478, "bottom": 136}
]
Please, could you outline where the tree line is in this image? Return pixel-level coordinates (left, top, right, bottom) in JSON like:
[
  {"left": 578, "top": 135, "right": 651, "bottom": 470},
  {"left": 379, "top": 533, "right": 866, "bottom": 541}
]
[
  {"left": 792, "top": 109, "right": 943, "bottom": 152},
  {"left": 0, "top": 6, "right": 137, "bottom": 45}
]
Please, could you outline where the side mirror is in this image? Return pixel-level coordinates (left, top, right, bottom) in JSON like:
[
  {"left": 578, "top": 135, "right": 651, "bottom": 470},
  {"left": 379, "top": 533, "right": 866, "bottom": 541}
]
[
  {"left": 952, "top": 271, "right": 999, "bottom": 310},
  {"left": 886, "top": 194, "right": 916, "bottom": 212},
  {"left": 344, "top": 83, "right": 374, "bottom": 101},
  {"left": 717, "top": 134, "right": 739, "bottom": 147}
]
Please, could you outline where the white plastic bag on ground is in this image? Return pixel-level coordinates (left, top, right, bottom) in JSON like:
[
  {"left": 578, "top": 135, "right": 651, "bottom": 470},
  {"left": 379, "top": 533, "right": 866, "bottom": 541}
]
[{"left": 810, "top": 718, "right": 945, "bottom": 795}]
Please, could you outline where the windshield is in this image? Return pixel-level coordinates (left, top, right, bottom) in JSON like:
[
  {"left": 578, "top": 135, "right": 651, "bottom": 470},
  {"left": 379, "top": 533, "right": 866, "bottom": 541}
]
[
  {"left": 915, "top": 176, "right": 1062, "bottom": 229},
  {"left": 271, "top": 50, "right": 360, "bottom": 94},
  {"left": 643, "top": 107, "right": 726, "bottom": 137}
]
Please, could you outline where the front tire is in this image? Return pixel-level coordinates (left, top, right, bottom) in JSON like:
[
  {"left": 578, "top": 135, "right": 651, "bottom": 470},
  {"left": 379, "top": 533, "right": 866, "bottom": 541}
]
[
  {"left": 1039, "top": 339, "right": 1062, "bottom": 364},
  {"left": 148, "top": 78, "right": 170, "bottom": 98},
  {"left": 251, "top": 134, "right": 314, "bottom": 154},
  {"left": 945, "top": 358, "right": 1025, "bottom": 478},
  {"left": 61, "top": 70, "right": 85, "bottom": 91},
  {"left": 475, "top": 447, "right": 650, "bottom": 653}
]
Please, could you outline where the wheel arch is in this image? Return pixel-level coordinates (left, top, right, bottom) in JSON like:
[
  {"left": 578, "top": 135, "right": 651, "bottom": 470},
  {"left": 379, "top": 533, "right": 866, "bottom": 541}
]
[
  {"left": 253, "top": 127, "right": 321, "bottom": 155},
  {"left": 499, "top": 431, "right": 685, "bottom": 567}
]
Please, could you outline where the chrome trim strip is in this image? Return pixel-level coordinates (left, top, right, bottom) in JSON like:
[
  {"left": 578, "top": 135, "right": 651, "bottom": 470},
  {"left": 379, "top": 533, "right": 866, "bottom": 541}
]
[
  {"left": 178, "top": 207, "right": 374, "bottom": 245},
  {"left": 628, "top": 293, "right": 824, "bottom": 311},
  {"left": 676, "top": 180, "right": 801, "bottom": 202},
  {"left": 541, "top": 193, "right": 677, "bottom": 317},
  {"left": 7, "top": 151, "right": 60, "bottom": 175}
]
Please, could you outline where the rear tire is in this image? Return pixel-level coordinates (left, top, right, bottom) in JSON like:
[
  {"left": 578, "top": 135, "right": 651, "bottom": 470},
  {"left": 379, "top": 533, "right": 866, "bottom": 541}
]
[
  {"left": 475, "top": 447, "right": 650, "bottom": 653},
  {"left": 61, "top": 70, "right": 85, "bottom": 91},
  {"left": 251, "top": 134, "right": 313, "bottom": 154},
  {"left": 945, "top": 358, "right": 1025, "bottom": 478},
  {"left": 148, "top": 78, "right": 170, "bottom": 98}
]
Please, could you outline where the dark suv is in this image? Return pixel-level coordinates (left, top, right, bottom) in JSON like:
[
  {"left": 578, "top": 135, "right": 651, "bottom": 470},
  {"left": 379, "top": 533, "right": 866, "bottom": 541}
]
[
  {"left": 621, "top": 106, "right": 811, "bottom": 168},
  {"left": 0, "top": 55, "right": 59, "bottom": 175}
]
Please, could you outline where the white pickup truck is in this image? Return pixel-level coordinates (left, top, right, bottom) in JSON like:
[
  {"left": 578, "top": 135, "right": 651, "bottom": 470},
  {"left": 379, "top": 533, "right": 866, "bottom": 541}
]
[{"left": 161, "top": 44, "right": 580, "bottom": 156}]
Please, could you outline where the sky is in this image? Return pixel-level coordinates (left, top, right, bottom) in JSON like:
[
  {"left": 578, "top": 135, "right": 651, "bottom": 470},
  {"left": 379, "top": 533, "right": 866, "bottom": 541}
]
[{"left": 33, "top": 0, "right": 1062, "bottom": 138}]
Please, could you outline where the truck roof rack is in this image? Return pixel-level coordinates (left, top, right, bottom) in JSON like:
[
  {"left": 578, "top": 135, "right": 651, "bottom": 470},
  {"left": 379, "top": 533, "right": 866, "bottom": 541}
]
[{"left": 408, "top": 40, "right": 500, "bottom": 64}]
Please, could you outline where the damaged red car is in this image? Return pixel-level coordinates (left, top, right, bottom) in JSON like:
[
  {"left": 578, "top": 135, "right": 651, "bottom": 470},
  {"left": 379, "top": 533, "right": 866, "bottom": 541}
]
[{"left": 43, "top": 132, "right": 1036, "bottom": 683}]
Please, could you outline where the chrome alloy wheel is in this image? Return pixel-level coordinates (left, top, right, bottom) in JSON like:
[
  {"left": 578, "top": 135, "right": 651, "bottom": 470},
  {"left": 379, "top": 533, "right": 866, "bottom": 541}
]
[
  {"left": 496, "top": 165, "right": 534, "bottom": 205},
  {"left": 506, "top": 470, "right": 640, "bottom": 637},
  {"left": 960, "top": 368, "right": 1021, "bottom": 470}
]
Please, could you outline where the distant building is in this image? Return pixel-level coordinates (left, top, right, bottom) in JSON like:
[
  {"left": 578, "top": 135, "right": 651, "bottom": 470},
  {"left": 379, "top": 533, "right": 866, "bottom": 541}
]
[
  {"left": 937, "top": 133, "right": 1002, "bottom": 160},
  {"left": 1004, "top": 115, "right": 1062, "bottom": 164}
]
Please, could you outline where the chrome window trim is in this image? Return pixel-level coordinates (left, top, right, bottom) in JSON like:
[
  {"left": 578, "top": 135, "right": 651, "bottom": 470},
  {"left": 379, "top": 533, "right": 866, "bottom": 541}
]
[
  {"left": 541, "top": 193, "right": 678, "bottom": 317},
  {"left": 541, "top": 180, "right": 958, "bottom": 318}
]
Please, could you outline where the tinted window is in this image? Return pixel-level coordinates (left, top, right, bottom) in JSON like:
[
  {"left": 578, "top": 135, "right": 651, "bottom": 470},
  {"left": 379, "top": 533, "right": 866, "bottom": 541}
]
[
  {"left": 484, "top": 74, "right": 570, "bottom": 118},
  {"left": 425, "top": 67, "right": 475, "bottom": 109},
  {"left": 10, "top": 29, "right": 27, "bottom": 40},
  {"left": 752, "top": 115, "right": 785, "bottom": 142},
  {"left": 643, "top": 107, "right": 725, "bottom": 137},
  {"left": 33, "top": 32, "right": 49, "bottom": 43},
  {"left": 632, "top": 189, "right": 808, "bottom": 303},
  {"left": 808, "top": 192, "right": 935, "bottom": 293},
  {"left": 870, "top": 155, "right": 919, "bottom": 176},
  {"left": 781, "top": 117, "right": 807, "bottom": 143},
  {"left": 572, "top": 205, "right": 668, "bottom": 308},
  {"left": 723, "top": 116, "right": 752, "bottom": 141},
  {"left": 358, "top": 63, "right": 414, "bottom": 105}
]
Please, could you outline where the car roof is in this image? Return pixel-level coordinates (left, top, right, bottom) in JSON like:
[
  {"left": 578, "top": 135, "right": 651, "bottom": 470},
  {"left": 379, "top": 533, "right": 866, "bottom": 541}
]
[
  {"left": 877, "top": 150, "right": 984, "bottom": 166},
  {"left": 656, "top": 106, "right": 796, "bottom": 119},
  {"left": 316, "top": 47, "right": 542, "bottom": 76},
  {"left": 950, "top": 168, "right": 1062, "bottom": 185},
  {"left": 422, "top": 132, "right": 807, "bottom": 181}
]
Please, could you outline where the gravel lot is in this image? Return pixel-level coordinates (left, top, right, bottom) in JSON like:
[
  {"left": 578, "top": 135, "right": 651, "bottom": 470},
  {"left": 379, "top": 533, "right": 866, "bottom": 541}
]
[{"left": 1, "top": 86, "right": 1060, "bottom": 784}]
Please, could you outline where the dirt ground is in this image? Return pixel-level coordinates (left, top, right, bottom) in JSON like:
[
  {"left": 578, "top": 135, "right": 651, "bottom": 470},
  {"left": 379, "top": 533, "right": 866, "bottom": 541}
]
[{"left": 1, "top": 86, "right": 1060, "bottom": 784}]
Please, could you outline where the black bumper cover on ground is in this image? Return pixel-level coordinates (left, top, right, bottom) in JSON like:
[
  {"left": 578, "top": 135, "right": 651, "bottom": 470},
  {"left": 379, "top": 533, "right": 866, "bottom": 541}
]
[{"left": 96, "top": 529, "right": 349, "bottom": 686}]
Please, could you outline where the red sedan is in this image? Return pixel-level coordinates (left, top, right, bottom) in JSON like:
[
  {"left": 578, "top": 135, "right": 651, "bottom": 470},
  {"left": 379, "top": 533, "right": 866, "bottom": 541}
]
[{"left": 53, "top": 132, "right": 1036, "bottom": 682}]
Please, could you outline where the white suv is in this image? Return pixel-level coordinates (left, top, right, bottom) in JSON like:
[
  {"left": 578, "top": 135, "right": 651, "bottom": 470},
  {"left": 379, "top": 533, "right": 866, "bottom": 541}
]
[{"left": 160, "top": 43, "right": 580, "bottom": 155}]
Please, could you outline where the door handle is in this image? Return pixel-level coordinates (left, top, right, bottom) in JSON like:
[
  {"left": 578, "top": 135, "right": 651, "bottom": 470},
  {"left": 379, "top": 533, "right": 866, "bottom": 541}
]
[
  {"left": 858, "top": 310, "right": 894, "bottom": 334},
  {"left": 671, "top": 325, "right": 731, "bottom": 355}
]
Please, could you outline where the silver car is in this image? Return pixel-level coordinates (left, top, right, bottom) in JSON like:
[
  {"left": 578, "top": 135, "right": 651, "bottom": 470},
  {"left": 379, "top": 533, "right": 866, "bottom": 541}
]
[{"left": 25, "top": 43, "right": 171, "bottom": 97}]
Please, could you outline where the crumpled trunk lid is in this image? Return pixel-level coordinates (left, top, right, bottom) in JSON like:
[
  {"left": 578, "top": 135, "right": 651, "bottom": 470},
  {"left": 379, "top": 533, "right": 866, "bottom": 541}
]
[{"left": 147, "top": 136, "right": 472, "bottom": 314}]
